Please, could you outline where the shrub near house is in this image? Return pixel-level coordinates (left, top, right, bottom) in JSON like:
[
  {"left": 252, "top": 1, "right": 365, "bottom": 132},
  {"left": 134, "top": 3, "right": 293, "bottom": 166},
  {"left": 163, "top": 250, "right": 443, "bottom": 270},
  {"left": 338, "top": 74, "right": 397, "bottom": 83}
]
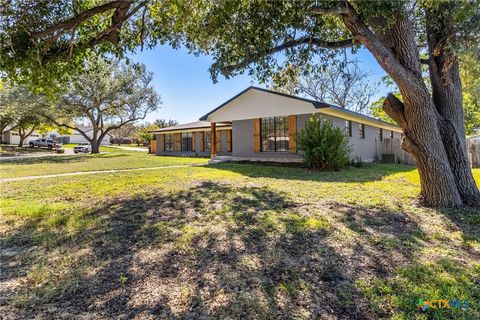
[{"left": 297, "top": 115, "right": 350, "bottom": 170}]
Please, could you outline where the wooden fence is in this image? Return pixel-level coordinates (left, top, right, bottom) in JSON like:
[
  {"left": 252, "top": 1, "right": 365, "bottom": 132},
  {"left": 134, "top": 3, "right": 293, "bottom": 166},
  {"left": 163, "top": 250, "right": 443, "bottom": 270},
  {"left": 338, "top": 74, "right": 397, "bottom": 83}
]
[
  {"left": 378, "top": 137, "right": 480, "bottom": 167},
  {"left": 468, "top": 138, "right": 480, "bottom": 168}
]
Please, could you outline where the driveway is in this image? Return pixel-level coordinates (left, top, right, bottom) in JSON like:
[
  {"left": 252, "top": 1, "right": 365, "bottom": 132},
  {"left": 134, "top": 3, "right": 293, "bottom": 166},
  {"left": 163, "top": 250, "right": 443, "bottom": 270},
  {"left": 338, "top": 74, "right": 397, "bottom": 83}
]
[{"left": 0, "top": 148, "right": 75, "bottom": 160}]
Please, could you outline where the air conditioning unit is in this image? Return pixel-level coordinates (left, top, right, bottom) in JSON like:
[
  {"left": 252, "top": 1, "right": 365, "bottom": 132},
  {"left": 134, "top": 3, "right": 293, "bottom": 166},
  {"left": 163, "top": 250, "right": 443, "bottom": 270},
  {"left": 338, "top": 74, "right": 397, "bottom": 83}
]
[{"left": 382, "top": 153, "right": 396, "bottom": 163}]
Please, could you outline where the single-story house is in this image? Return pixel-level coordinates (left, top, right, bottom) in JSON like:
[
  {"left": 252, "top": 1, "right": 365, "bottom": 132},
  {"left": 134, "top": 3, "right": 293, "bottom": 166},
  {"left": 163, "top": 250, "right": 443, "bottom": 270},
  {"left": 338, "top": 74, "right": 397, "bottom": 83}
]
[{"left": 150, "top": 86, "right": 406, "bottom": 163}]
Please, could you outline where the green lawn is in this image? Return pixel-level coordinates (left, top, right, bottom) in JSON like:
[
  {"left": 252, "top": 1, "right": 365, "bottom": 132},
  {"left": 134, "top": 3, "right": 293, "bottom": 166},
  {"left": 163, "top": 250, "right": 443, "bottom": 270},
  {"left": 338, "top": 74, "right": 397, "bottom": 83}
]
[
  {"left": 0, "top": 146, "right": 208, "bottom": 178},
  {"left": 0, "top": 161, "right": 479, "bottom": 319}
]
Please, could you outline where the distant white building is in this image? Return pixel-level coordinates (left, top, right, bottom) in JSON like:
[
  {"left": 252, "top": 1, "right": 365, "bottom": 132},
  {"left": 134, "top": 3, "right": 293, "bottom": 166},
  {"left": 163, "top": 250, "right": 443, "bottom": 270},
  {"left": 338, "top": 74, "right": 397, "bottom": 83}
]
[
  {"left": 44, "top": 127, "right": 111, "bottom": 145},
  {"left": 1, "top": 127, "right": 111, "bottom": 145},
  {"left": 1, "top": 130, "right": 42, "bottom": 145}
]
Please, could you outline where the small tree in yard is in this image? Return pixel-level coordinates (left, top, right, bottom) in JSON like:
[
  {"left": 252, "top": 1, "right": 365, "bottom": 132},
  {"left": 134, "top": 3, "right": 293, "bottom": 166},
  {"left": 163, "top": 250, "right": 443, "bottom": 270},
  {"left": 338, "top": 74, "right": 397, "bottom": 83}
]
[
  {"left": 133, "top": 124, "right": 158, "bottom": 146},
  {"left": 298, "top": 115, "right": 350, "bottom": 171},
  {"left": 45, "top": 56, "right": 160, "bottom": 153}
]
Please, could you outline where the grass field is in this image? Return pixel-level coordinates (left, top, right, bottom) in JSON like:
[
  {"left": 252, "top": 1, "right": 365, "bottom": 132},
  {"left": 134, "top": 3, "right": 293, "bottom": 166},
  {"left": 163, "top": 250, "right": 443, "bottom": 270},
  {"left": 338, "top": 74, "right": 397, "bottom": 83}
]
[
  {"left": 0, "top": 159, "right": 479, "bottom": 319},
  {"left": 0, "top": 146, "right": 208, "bottom": 178}
]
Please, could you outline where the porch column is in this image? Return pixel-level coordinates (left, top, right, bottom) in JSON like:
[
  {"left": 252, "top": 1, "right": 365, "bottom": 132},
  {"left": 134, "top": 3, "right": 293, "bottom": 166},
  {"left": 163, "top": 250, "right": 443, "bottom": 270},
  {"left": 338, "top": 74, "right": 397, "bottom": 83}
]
[{"left": 210, "top": 122, "right": 216, "bottom": 158}]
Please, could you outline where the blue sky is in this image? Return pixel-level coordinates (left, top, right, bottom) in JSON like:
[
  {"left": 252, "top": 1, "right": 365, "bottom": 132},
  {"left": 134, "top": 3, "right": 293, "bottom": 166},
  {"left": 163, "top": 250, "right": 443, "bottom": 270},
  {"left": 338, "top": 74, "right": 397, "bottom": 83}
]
[{"left": 128, "top": 45, "right": 390, "bottom": 124}]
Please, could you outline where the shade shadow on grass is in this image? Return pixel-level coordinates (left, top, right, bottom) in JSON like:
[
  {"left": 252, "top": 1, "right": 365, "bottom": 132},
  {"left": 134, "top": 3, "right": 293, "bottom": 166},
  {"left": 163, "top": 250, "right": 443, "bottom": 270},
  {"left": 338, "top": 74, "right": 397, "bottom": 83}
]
[
  {"left": 0, "top": 153, "right": 128, "bottom": 165},
  {"left": 209, "top": 162, "right": 416, "bottom": 183},
  {"left": 4, "top": 181, "right": 478, "bottom": 319}
]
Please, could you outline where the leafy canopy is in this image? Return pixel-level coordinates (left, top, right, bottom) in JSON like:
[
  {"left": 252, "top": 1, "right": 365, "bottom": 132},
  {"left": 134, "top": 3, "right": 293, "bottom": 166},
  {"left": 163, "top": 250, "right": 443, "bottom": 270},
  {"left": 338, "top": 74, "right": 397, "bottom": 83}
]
[
  {"left": 0, "top": 0, "right": 151, "bottom": 93},
  {"left": 2, "top": 1, "right": 478, "bottom": 91},
  {"left": 43, "top": 54, "right": 160, "bottom": 151}
]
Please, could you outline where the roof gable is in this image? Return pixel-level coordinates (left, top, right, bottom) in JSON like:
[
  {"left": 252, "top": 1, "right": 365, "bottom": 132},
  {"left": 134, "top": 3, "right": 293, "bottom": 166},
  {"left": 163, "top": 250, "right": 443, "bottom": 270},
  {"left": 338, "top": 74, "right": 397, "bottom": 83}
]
[
  {"left": 200, "top": 86, "right": 401, "bottom": 132},
  {"left": 200, "top": 87, "right": 329, "bottom": 122}
]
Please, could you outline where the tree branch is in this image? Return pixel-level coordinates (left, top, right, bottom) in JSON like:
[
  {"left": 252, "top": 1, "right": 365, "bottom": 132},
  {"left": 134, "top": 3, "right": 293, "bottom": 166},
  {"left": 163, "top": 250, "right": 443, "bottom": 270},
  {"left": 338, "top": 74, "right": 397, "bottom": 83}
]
[
  {"left": 382, "top": 93, "right": 408, "bottom": 128},
  {"left": 310, "top": 1, "right": 421, "bottom": 89},
  {"left": 35, "top": 1, "right": 148, "bottom": 55},
  {"left": 222, "top": 37, "right": 354, "bottom": 74},
  {"left": 42, "top": 114, "right": 92, "bottom": 142},
  {"left": 88, "top": 0, "right": 148, "bottom": 46},
  {"left": 31, "top": 1, "right": 131, "bottom": 39},
  {"left": 309, "top": 4, "right": 350, "bottom": 16}
]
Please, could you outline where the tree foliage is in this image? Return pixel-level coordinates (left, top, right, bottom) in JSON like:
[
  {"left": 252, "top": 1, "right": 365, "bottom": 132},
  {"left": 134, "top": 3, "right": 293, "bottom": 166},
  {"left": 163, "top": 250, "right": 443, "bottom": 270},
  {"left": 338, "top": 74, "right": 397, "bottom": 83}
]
[
  {"left": 133, "top": 123, "right": 159, "bottom": 145},
  {"left": 110, "top": 123, "right": 137, "bottom": 145},
  {"left": 44, "top": 55, "right": 160, "bottom": 153},
  {"left": 0, "top": 0, "right": 151, "bottom": 93},
  {"left": 297, "top": 115, "right": 350, "bottom": 171},
  {"left": 154, "top": 118, "right": 178, "bottom": 128},
  {"left": 0, "top": 83, "right": 47, "bottom": 144},
  {"left": 460, "top": 50, "right": 480, "bottom": 135},
  {"left": 271, "top": 54, "right": 378, "bottom": 114}
]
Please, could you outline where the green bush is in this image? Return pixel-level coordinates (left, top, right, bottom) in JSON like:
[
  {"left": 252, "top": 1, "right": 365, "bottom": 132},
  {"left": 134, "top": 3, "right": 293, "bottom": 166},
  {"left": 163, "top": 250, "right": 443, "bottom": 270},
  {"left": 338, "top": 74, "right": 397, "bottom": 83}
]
[{"left": 297, "top": 115, "right": 350, "bottom": 170}]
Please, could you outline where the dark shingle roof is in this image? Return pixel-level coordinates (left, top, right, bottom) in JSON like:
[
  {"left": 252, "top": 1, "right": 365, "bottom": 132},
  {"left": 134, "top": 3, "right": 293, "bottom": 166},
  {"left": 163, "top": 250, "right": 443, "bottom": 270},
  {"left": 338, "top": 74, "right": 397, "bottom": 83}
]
[
  {"left": 199, "top": 86, "right": 400, "bottom": 129},
  {"left": 149, "top": 120, "right": 231, "bottom": 133}
]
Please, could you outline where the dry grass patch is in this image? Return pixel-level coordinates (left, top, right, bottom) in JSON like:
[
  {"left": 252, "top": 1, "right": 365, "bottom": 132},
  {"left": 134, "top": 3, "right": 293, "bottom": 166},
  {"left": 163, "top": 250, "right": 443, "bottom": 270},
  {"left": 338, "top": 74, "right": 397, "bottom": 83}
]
[{"left": 0, "top": 164, "right": 479, "bottom": 319}]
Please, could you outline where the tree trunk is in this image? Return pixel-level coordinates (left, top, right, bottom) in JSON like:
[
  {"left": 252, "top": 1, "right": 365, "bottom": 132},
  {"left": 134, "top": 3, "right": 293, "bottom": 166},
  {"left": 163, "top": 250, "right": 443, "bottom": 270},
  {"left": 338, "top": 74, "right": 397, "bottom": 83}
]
[
  {"left": 18, "top": 135, "right": 26, "bottom": 147},
  {"left": 340, "top": 8, "right": 479, "bottom": 207},
  {"left": 426, "top": 3, "right": 480, "bottom": 206},
  {"left": 90, "top": 140, "right": 100, "bottom": 153},
  {"left": 90, "top": 129, "right": 100, "bottom": 153},
  {"left": 384, "top": 93, "right": 463, "bottom": 206},
  {"left": 18, "top": 127, "right": 35, "bottom": 147}
]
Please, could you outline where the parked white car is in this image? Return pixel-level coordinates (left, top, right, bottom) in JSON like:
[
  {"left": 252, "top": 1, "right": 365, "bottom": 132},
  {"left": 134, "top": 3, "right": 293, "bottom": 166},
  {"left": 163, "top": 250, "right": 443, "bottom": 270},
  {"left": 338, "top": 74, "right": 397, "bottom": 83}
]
[
  {"left": 29, "top": 138, "right": 62, "bottom": 150},
  {"left": 73, "top": 143, "right": 91, "bottom": 154}
]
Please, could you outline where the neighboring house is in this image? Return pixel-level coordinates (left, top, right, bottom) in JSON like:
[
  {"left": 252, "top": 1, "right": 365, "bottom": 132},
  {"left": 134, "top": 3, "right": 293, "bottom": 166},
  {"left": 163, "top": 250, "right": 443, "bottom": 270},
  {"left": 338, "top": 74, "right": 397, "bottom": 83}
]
[
  {"left": 151, "top": 86, "right": 407, "bottom": 163},
  {"left": 1, "top": 130, "right": 41, "bottom": 145},
  {"left": 45, "top": 128, "right": 111, "bottom": 145},
  {"left": 1, "top": 127, "right": 111, "bottom": 146}
]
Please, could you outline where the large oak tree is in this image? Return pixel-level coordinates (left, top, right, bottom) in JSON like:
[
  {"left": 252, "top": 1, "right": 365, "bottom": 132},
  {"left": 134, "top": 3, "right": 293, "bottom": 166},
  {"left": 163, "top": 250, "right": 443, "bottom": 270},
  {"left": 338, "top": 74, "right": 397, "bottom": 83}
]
[{"left": 45, "top": 55, "right": 160, "bottom": 153}]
